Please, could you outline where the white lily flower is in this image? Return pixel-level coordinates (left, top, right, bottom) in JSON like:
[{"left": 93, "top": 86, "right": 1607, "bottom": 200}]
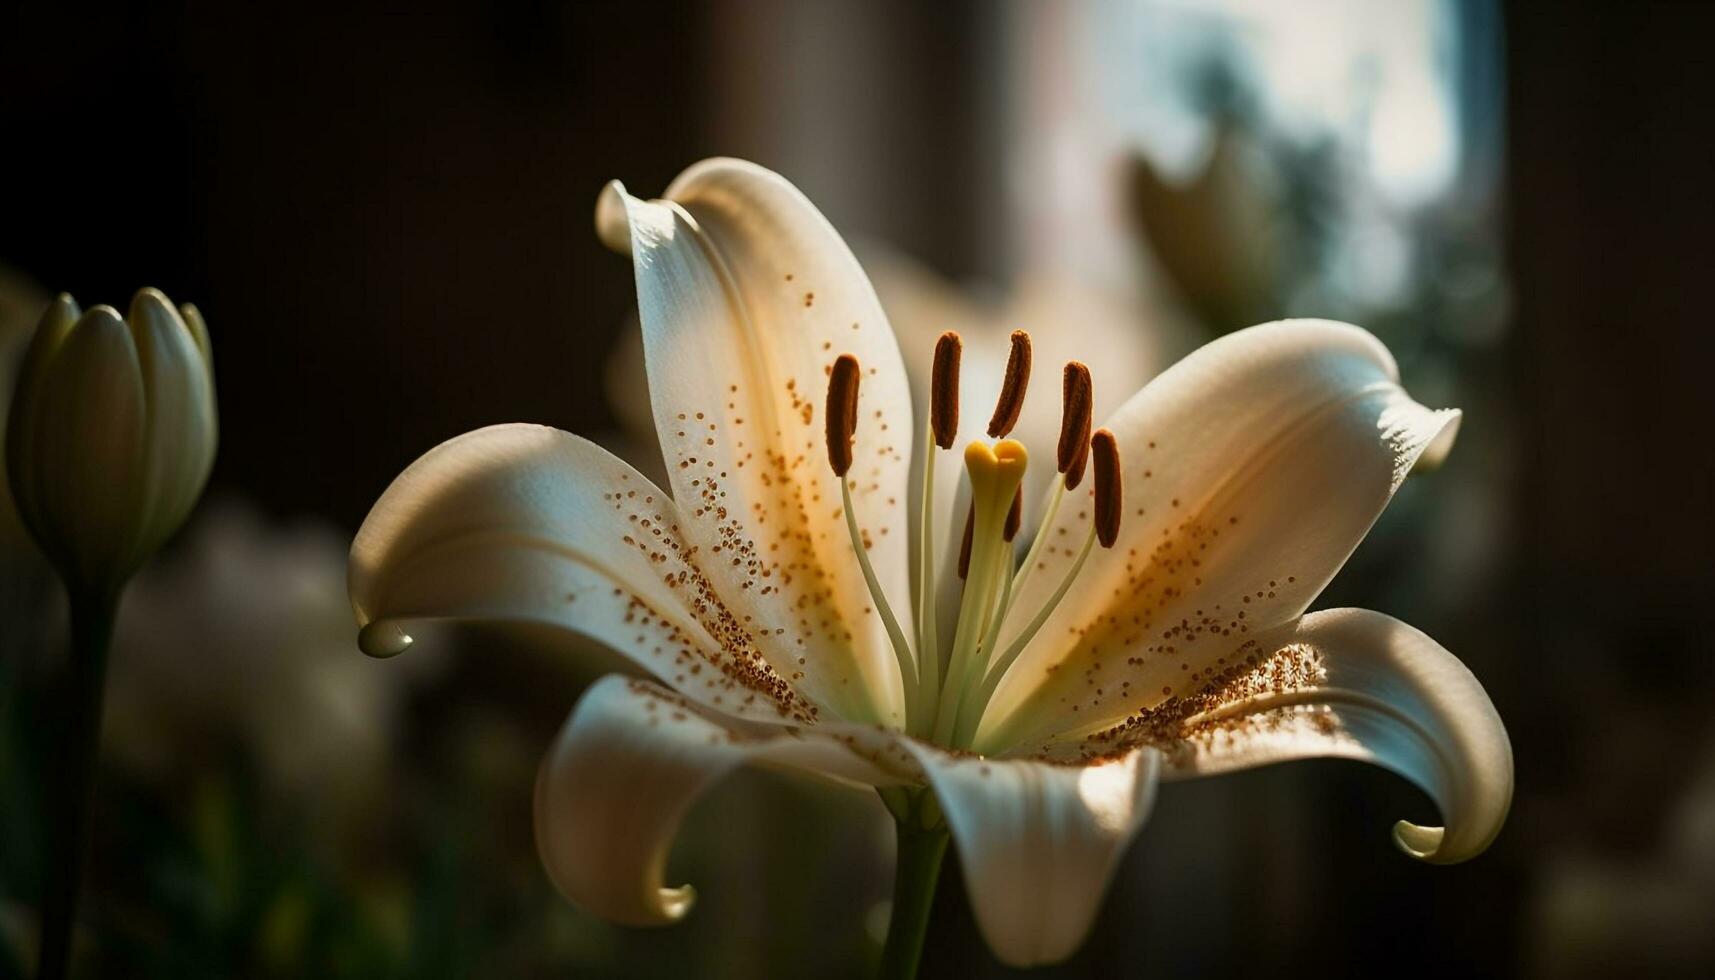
[
  {"left": 350, "top": 158, "right": 1511, "bottom": 968},
  {"left": 6, "top": 288, "right": 218, "bottom": 596}
]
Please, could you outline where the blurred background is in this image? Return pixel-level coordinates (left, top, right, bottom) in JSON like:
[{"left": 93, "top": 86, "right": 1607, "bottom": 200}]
[{"left": 1, "top": 0, "right": 1710, "bottom": 976}]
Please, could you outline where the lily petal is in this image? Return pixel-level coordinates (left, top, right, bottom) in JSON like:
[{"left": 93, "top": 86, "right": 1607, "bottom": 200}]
[
  {"left": 29, "top": 306, "right": 148, "bottom": 587},
  {"left": 127, "top": 289, "right": 218, "bottom": 561},
  {"left": 983, "top": 320, "right": 1459, "bottom": 748},
  {"left": 599, "top": 159, "right": 915, "bottom": 726},
  {"left": 5, "top": 293, "right": 82, "bottom": 554},
  {"left": 1056, "top": 609, "right": 1511, "bottom": 864},
  {"left": 901, "top": 742, "right": 1162, "bottom": 967},
  {"left": 535, "top": 674, "right": 912, "bottom": 924},
  {"left": 350, "top": 423, "right": 822, "bottom": 723}
]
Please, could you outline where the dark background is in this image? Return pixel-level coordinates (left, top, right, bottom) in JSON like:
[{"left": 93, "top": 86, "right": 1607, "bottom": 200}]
[{"left": 2, "top": 1, "right": 1711, "bottom": 977}]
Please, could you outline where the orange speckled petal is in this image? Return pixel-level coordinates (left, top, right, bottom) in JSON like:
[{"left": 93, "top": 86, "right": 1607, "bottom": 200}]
[
  {"left": 982, "top": 320, "right": 1459, "bottom": 749},
  {"left": 599, "top": 159, "right": 915, "bottom": 726},
  {"left": 350, "top": 423, "right": 822, "bottom": 723},
  {"left": 1041, "top": 609, "right": 1511, "bottom": 865}
]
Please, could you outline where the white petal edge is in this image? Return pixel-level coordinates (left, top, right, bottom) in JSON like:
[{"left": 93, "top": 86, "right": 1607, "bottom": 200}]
[
  {"left": 349, "top": 423, "right": 822, "bottom": 723},
  {"left": 900, "top": 742, "right": 1162, "bottom": 967},
  {"left": 534, "top": 674, "right": 910, "bottom": 924},
  {"left": 1070, "top": 608, "right": 1511, "bottom": 864}
]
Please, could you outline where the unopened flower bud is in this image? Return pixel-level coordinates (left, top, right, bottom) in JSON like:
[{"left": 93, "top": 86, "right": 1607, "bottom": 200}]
[{"left": 6, "top": 289, "right": 218, "bottom": 594}]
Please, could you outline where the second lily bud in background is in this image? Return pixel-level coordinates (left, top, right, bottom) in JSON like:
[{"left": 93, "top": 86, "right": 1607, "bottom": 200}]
[{"left": 5, "top": 288, "right": 218, "bottom": 597}]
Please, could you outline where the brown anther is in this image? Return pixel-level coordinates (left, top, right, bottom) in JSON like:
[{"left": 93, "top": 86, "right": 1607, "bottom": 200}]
[
  {"left": 825, "top": 354, "right": 860, "bottom": 476},
  {"left": 985, "top": 330, "right": 1032, "bottom": 438},
  {"left": 1004, "top": 486, "right": 1023, "bottom": 542},
  {"left": 1058, "top": 362, "right": 1093, "bottom": 489},
  {"left": 931, "top": 331, "right": 961, "bottom": 449},
  {"left": 957, "top": 504, "right": 975, "bottom": 579},
  {"left": 1091, "top": 428, "right": 1122, "bottom": 548}
]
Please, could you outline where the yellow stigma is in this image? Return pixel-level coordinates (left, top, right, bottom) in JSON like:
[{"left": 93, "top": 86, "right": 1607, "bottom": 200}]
[
  {"left": 964, "top": 438, "right": 1028, "bottom": 485},
  {"left": 961, "top": 439, "right": 1029, "bottom": 539}
]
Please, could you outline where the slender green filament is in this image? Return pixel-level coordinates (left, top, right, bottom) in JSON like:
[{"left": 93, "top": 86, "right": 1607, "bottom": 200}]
[
  {"left": 842, "top": 478, "right": 919, "bottom": 730},
  {"left": 912, "top": 422, "right": 941, "bottom": 737}
]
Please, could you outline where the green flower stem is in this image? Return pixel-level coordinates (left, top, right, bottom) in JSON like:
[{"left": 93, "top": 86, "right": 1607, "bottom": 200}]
[
  {"left": 878, "top": 797, "right": 949, "bottom": 980},
  {"left": 37, "top": 587, "right": 119, "bottom": 980}
]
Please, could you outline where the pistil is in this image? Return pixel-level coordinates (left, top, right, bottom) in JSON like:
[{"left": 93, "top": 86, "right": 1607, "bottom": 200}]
[
  {"left": 931, "top": 439, "right": 1027, "bottom": 744},
  {"left": 913, "top": 333, "right": 962, "bottom": 734},
  {"left": 952, "top": 428, "right": 1123, "bottom": 748}
]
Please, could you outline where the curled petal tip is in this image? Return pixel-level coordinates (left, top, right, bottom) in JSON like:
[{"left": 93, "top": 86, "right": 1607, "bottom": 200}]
[
  {"left": 1393, "top": 820, "right": 1446, "bottom": 859},
  {"left": 657, "top": 884, "right": 697, "bottom": 922},
  {"left": 1409, "top": 408, "right": 1462, "bottom": 477},
  {"left": 595, "top": 179, "right": 632, "bottom": 254},
  {"left": 358, "top": 621, "right": 414, "bottom": 658},
  {"left": 179, "top": 303, "right": 214, "bottom": 363},
  {"left": 1392, "top": 820, "right": 1461, "bottom": 863}
]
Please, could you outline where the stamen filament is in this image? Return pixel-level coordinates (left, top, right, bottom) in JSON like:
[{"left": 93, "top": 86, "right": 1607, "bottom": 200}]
[
  {"left": 912, "top": 420, "right": 940, "bottom": 736},
  {"left": 825, "top": 352, "right": 918, "bottom": 728},
  {"left": 841, "top": 478, "right": 919, "bottom": 728},
  {"left": 917, "top": 333, "right": 961, "bottom": 734}
]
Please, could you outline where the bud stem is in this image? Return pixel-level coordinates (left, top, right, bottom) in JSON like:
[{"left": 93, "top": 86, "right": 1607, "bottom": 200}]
[{"left": 37, "top": 585, "right": 121, "bottom": 980}]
